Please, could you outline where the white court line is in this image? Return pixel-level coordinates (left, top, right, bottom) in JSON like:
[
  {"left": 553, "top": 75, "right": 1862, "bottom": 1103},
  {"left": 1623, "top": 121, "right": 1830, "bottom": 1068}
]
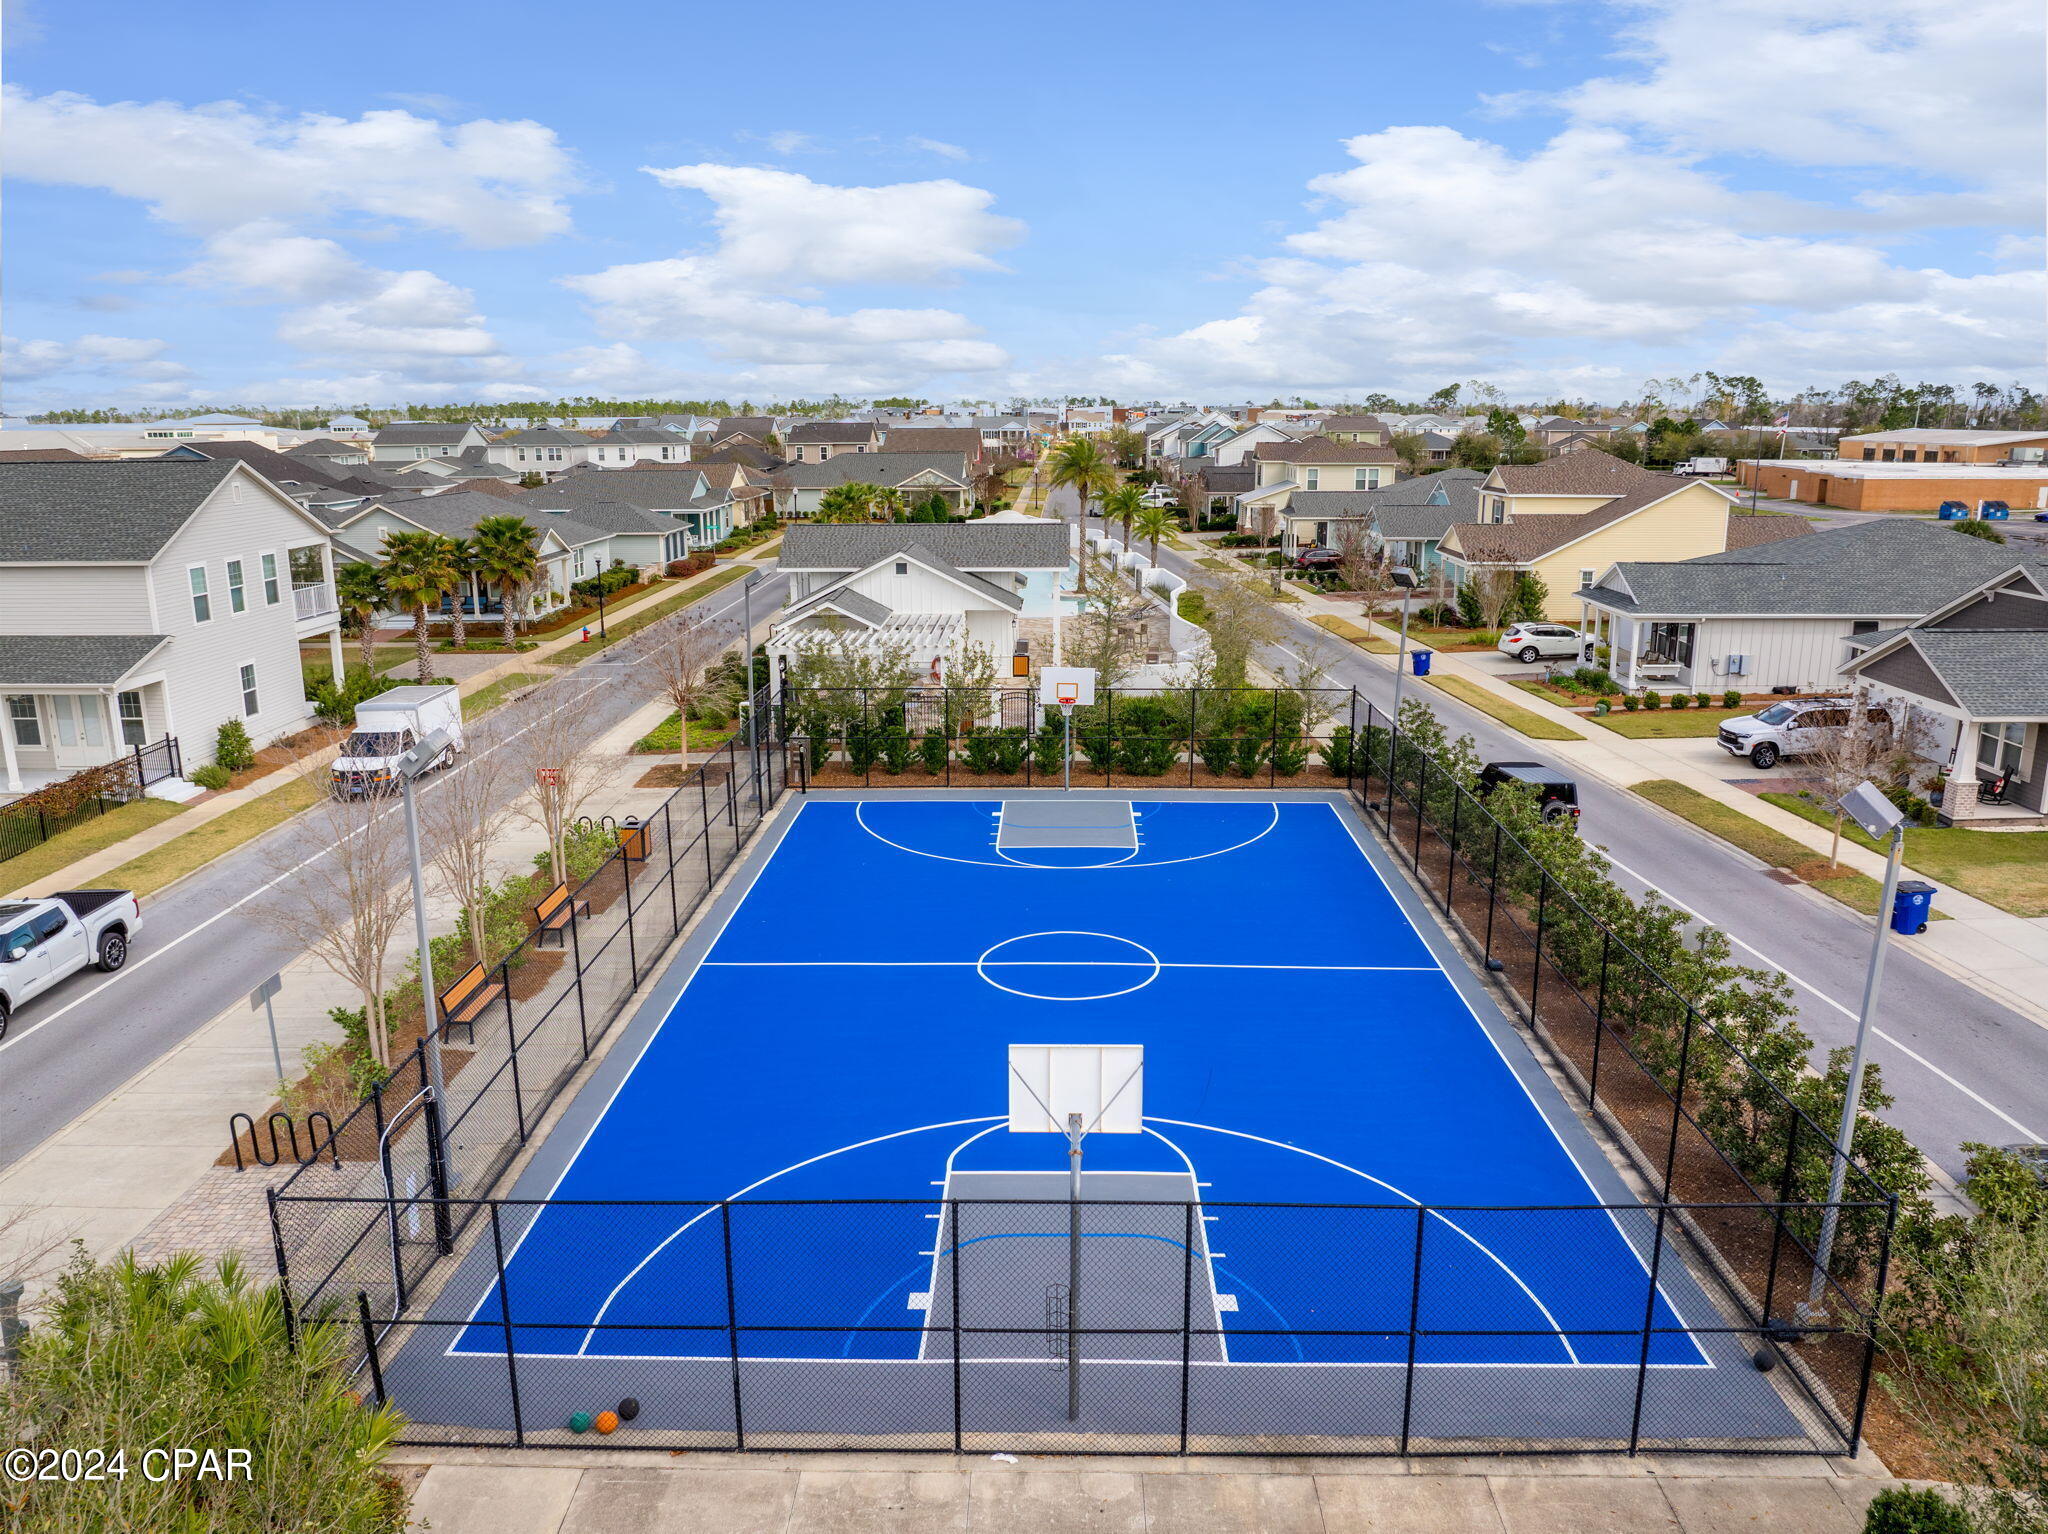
[
  {"left": 915, "top": 1122, "right": 1009, "bottom": 1362},
  {"left": 1322, "top": 803, "right": 1708, "bottom": 1358},
  {"left": 1143, "top": 1127, "right": 1232, "bottom": 1361},
  {"left": 1601, "top": 853, "right": 2043, "bottom": 1143},
  {"left": 855, "top": 799, "right": 1279, "bottom": 871},
  {"left": 1149, "top": 1117, "right": 1588, "bottom": 1367},
  {"left": 992, "top": 799, "right": 1141, "bottom": 867}
]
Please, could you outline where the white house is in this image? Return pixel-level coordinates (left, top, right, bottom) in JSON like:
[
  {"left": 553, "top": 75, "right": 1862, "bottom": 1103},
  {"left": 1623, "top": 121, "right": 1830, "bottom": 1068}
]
[
  {"left": 587, "top": 427, "right": 694, "bottom": 468},
  {"left": 772, "top": 452, "right": 976, "bottom": 519},
  {"left": 0, "top": 459, "right": 341, "bottom": 793},
  {"left": 521, "top": 468, "right": 737, "bottom": 553},
  {"left": 333, "top": 493, "right": 592, "bottom": 620},
  {"left": 483, "top": 427, "right": 597, "bottom": 479},
  {"left": 371, "top": 422, "right": 490, "bottom": 463}
]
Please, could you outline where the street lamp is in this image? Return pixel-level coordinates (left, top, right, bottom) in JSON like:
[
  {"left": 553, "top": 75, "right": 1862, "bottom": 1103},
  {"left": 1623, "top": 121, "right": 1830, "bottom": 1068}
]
[
  {"left": 739, "top": 569, "right": 765, "bottom": 810},
  {"left": 1802, "top": 779, "right": 1908, "bottom": 1321},
  {"left": 1388, "top": 565, "right": 1420, "bottom": 726},
  {"left": 396, "top": 726, "right": 454, "bottom": 1108}
]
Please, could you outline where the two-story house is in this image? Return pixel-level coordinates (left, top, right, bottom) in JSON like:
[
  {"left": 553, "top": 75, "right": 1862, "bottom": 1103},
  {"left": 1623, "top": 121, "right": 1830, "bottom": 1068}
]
[
  {"left": 484, "top": 427, "right": 598, "bottom": 480},
  {"left": 370, "top": 422, "right": 490, "bottom": 463},
  {"left": 1315, "top": 414, "right": 1392, "bottom": 446},
  {"left": 1278, "top": 468, "right": 1487, "bottom": 574},
  {"left": 0, "top": 460, "right": 341, "bottom": 794},
  {"left": 879, "top": 426, "right": 984, "bottom": 464},
  {"left": 1436, "top": 454, "right": 1810, "bottom": 620},
  {"left": 587, "top": 427, "right": 693, "bottom": 468},
  {"left": 783, "top": 421, "right": 880, "bottom": 464},
  {"left": 1238, "top": 437, "right": 1402, "bottom": 542}
]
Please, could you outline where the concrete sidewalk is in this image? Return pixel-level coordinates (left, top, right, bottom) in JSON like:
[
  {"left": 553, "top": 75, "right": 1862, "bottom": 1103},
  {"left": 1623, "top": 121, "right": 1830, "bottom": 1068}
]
[
  {"left": 1282, "top": 578, "right": 2048, "bottom": 1031},
  {"left": 397, "top": 1450, "right": 1911, "bottom": 1534}
]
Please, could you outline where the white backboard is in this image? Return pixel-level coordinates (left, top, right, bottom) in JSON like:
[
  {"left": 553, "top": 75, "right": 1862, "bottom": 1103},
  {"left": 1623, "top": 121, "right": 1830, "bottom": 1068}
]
[
  {"left": 1008, "top": 1044, "right": 1144, "bottom": 1135},
  {"left": 1038, "top": 666, "right": 1098, "bottom": 709}
]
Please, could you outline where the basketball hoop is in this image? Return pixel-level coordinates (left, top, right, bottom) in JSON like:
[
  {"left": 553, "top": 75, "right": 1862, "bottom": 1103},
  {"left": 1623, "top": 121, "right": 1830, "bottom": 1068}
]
[
  {"left": 1037, "top": 668, "right": 1096, "bottom": 792},
  {"left": 1054, "top": 681, "right": 1080, "bottom": 714}
]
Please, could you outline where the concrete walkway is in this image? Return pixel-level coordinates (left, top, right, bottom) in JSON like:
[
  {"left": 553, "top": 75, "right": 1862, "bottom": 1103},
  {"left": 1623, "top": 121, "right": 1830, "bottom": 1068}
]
[
  {"left": 0, "top": 559, "right": 746, "bottom": 903},
  {"left": 396, "top": 1450, "right": 1911, "bottom": 1534},
  {"left": 1279, "top": 576, "right": 2048, "bottom": 1031}
]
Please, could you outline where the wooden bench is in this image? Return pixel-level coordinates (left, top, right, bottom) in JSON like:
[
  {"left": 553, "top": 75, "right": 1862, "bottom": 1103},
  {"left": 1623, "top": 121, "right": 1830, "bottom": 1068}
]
[
  {"left": 533, "top": 881, "right": 591, "bottom": 949},
  {"left": 435, "top": 961, "right": 504, "bottom": 1045}
]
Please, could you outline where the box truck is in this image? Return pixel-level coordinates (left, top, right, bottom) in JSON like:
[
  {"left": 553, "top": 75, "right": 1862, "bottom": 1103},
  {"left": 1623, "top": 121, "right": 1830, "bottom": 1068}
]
[{"left": 330, "top": 684, "right": 464, "bottom": 797}]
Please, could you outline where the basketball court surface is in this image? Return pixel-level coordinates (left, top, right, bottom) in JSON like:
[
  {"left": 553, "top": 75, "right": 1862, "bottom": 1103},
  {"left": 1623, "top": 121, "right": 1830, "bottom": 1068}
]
[{"left": 389, "top": 791, "right": 1806, "bottom": 1447}]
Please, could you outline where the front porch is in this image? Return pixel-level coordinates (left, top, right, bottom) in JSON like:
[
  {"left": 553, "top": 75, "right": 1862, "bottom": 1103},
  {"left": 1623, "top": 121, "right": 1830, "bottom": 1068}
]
[
  {"left": 1578, "top": 603, "right": 1703, "bottom": 693},
  {"left": 2, "top": 677, "right": 183, "bottom": 799}
]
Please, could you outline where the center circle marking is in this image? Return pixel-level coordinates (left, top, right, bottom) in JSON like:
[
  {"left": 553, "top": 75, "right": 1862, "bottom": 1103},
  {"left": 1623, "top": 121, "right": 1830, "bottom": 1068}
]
[{"left": 974, "top": 931, "right": 1162, "bottom": 1002}]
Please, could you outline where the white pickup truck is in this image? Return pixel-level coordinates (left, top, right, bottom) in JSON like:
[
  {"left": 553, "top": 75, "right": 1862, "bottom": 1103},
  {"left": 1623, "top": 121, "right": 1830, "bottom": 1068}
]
[{"left": 0, "top": 890, "right": 141, "bottom": 1037}]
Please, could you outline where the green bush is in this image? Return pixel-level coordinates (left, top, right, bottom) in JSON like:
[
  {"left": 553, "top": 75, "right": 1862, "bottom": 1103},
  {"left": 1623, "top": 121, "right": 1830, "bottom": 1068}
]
[
  {"left": 1198, "top": 735, "right": 1238, "bottom": 777},
  {"left": 1319, "top": 725, "right": 1354, "bottom": 779},
  {"left": 214, "top": 719, "right": 256, "bottom": 772},
  {"left": 0, "top": 1249, "right": 406, "bottom": 1533},
  {"left": 918, "top": 729, "right": 949, "bottom": 776},
  {"left": 1031, "top": 727, "right": 1066, "bottom": 778},
  {"left": 1116, "top": 733, "right": 1177, "bottom": 776},
  {"left": 1622, "top": 694, "right": 1640, "bottom": 712},
  {"left": 1670, "top": 693, "right": 1690, "bottom": 710},
  {"left": 307, "top": 666, "right": 406, "bottom": 723},
  {"left": 1231, "top": 734, "right": 1269, "bottom": 778},
  {"left": 1861, "top": 1486, "right": 1971, "bottom": 1534},
  {"left": 844, "top": 718, "right": 884, "bottom": 775},
  {"left": 1271, "top": 737, "right": 1309, "bottom": 777},
  {"left": 1643, "top": 690, "right": 1663, "bottom": 710},
  {"left": 1693, "top": 691, "right": 1711, "bottom": 709},
  {"left": 1723, "top": 689, "right": 1742, "bottom": 708},
  {"left": 189, "top": 763, "right": 232, "bottom": 791},
  {"left": 533, "top": 819, "right": 618, "bottom": 884}
]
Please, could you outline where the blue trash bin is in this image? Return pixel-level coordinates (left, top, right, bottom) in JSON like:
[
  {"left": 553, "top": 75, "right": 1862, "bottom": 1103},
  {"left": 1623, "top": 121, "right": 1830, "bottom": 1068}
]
[
  {"left": 1412, "top": 650, "right": 1432, "bottom": 677},
  {"left": 1891, "top": 880, "right": 1935, "bottom": 935}
]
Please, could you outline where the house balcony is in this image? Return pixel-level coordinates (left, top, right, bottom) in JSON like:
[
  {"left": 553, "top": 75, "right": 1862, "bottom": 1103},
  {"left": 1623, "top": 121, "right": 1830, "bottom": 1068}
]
[{"left": 293, "top": 582, "right": 337, "bottom": 626}]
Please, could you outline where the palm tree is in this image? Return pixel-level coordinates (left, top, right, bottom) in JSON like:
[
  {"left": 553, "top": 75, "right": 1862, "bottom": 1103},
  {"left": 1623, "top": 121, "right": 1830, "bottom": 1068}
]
[
  {"left": 816, "top": 482, "right": 880, "bottom": 522},
  {"left": 871, "top": 485, "right": 906, "bottom": 522},
  {"left": 1133, "top": 503, "right": 1173, "bottom": 565},
  {"left": 1046, "top": 437, "right": 1115, "bottom": 592},
  {"left": 443, "top": 536, "right": 475, "bottom": 648},
  {"left": 471, "top": 515, "right": 544, "bottom": 648},
  {"left": 1102, "top": 483, "right": 1145, "bottom": 549},
  {"left": 379, "top": 530, "right": 459, "bottom": 683},
  {"left": 334, "top": 561, "right": 386, "bottom": 676}
]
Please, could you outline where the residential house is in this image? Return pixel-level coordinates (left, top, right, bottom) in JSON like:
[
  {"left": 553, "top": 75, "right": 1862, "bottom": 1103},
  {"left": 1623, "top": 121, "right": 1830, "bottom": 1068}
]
[
  {"left": 1575, "top": 518, "right": 2022, "bottom": 697},
  {"left": 290, "top": 437, "right": 371, "bottom": 468},
  {"left": 1316, "top": 414, "right": 1392, "bottom": 446},
  {"left": 1339, "top": 469, "right": 1486, "bottom": 575},
  {"left": 332, "top": 491, "right": 601, "bottom": 621},
  {"left": 709, "top": 417, "right": 778, "bottom": 451},
  {"left": 587, "top": 427, "right": 693, "bottom": 468},
  {"left": 0, "top": 460, "right": 341, "bottom": 793},
  {"left": 879, "top": 426, "right": 984, "bottom": 463},
  {"left": 1842, "top": 563, "right": 2048, "bottom": 826},
  {"left": 784, "top": 421, "right": 880, "bottom": 463},
  {"left": 392, "top": 447, "right": 524, "bottom": 487},
  {"left": 973, "top": 415, "right": 1033, "bottom": 453},
  {"left": 370, "top": 422, "right": 490, "bottom": 463},
  {"left": 325, "top": 415, "right": 372, "bottom": 436},
  {"left": 683, "top": 460, "right": 775, "bottom": 532},
  {"left": 1239, "top": 437, "right": 1402, "bottom": 543},
  {"left": 522, "top": 467, "right": 737, "bottom": 551},
  {"left": 772, "top": 451, "right": 975, "bottom": 519},
  {"left": 771, "top": 519, "right": 1071, "bottom": 684},
  {"left": 1205, "top": 420, "right": 1314, "bottom": 467},
  {"left": 1836, "top": 429, "right": 2048, "bottom": 466},
  {"left": 484, "top": 427, "right": 598, "bottom": 480},
  {"left": 1532, "top": 418, "right": 1611, "bottom": 450},
  {"left": 1436, "top": 454, "right": 1809, "bottom": 620}
]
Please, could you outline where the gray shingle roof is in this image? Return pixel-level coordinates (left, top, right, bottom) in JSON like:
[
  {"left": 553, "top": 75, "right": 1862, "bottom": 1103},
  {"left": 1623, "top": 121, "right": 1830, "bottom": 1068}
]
[
  {"left": 348, "top": 490, "right": 580, "bottom": 543},
  {"left": 785, "top": 421, "right": 880, "bottom": 445},
  {"left": 784, "top": 586, "right": 894, "bottom": 626},
  {"left": 1581, "top": 519, "right": 2035, "bottom": 617},
  {"left": 1886, "top": 631, "right": 2048, "bottom": 716},
  {"left": 501, "top": 427, "right": 589, "bottom": 446},
  {"left": 523, "top": 469, "right": 710, "bottom": 511},
  {"left": 0, "top": 633, "right": 169, "bottom": 685},
  {"left": 0, "top": 459, "right": 241, "bottom": 562},
  {"left": 779, "top": 520, "right": 1067, "bottom": 571},
  {"left": 777, "top": 451, "right": 971, "bottom": 489},
  {"left": 373, "top": 423, "right": 476, "bottom": 444},
  {"left": 526, "top": 499, "right": 673, "bottom": 536}
]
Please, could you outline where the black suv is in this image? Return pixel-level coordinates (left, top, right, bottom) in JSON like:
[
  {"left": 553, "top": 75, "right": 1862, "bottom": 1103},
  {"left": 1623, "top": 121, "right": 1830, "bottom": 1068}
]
[{"left": 1476, "top": 762, "right": 1581, "bottom": 823}]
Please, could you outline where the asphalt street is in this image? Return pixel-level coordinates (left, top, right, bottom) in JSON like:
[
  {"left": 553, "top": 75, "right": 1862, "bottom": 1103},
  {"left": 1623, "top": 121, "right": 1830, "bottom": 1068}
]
[
  {"left": 1053, "top": 484, "right": 2046, "bottom": 1182},
  {"left": 0, "top": 568, "right": 788, "bottom": 1171}
]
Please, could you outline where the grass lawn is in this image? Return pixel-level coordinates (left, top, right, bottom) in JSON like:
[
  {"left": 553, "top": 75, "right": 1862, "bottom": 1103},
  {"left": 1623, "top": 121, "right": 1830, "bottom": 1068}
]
[
  {"left": 300, "top": 645, "right": 408, "bottom": 687},
  {"left": 1421, "top": 674, "right": 1584, "bottom": 740},
  {"left": 100, "top": 776, "right": 323, "bottom": 898},
  {"left": 634, "top": 712, "right": 741, "bottom": 754},
  {"left": 0, "top": 798, "right": 189, "bottom": 896},
  {"left": 1588, "top": 706, "right": 1751, "bottom": 739},
  {"left": 1629, "top": 780, "right": 1910, "bottom": 918},
  {"left": 1762, "top": 790, "right": 2048, "bottom": 918},
  {"left": 1309, "top": 614, "right": 1396, "bottom": 654},
  {"left": 542, "top": 565, "right": 751, "bottom": 663},
  {"left": 1403, "top": 624, "right": 1499, "bottom": 652},
  {"left": 1197, "top": 556, "right": 1235, "bottom": 571},
  {"left": 464, "top": 671, "right": 549, "bottom": 716}
]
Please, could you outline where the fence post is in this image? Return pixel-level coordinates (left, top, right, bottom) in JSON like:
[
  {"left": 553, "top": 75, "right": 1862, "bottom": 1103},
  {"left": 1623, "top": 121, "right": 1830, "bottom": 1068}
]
[
  {"left": 1847, "top": 1197, "right": 1899, "bottom": 1457},
  {"left": 1400, "top": 1203, "right": 1426, "bottom": 1455},
  {"left": 1627, "top": 1203, "right": 1670, "bottom": 1455},
  {"left": 423, "top": 1093, "right": 455, "bottom": 1254},
  {"left": 504, "top": 979, "right": 528, "bottom": 1143},
  {"left": 267, "top": 1187, "right": 298, "bottom": 1352},
  {"left": 720, "top": 1202, "right": 746, "bottom": 1449},
  {"left": 1345, "top": 688, "right": 1359, "bottom": 796},
  {"left": 1179, "top": 1200, "right": 1195, "bottom": 1454},
  {"left": 662, "top": 800, "right": 680, "bottom": 935},
  {"left": 356, "top": 1291, "right": 388, "bottom": 1406},
  {"left": 1662, "top": 1010, "right": 1696, "bottom": 1200},
  {"left": 1411, "top": 756, "right": 1427, "bottom": 869},
  {"left": 1484, "top": 825, "right": 1502, "bottom": 964},
  {"left": 1444, "top": 790, "right": 1461, "bottom": 915},
  {"left": 1530, "top": 876, "right": 1548, "bottom": 1023},
  {"left": 725, "top": 755, "right": 738, "bottom": 828},
  {"left": 1590, "top": 933, "right": 1611, "bottom": 1106},
  {"left": 1761, "top": 1113, "right": 1801, "bottom": 1327},
  {"left": 488, "top": 1202, "right": 526, "bottom": 1447},
  {"left": 950, "top": 1200, "right": 964, "bottom": 1453},
  {"left": 568, "top": 900, "right": 590, "bottom": 1059}
]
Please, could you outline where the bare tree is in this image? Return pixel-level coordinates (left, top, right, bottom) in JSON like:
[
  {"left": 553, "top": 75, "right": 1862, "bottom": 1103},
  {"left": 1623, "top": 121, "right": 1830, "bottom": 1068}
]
[
  {"left": 1465, "top": 567, "right": 1518, "bottom": 631},
  {"left": 1069, "top": 546, "right": 1149, "bottom": 687},
  {"left": 248, "top": 768, "right": 414, "bottom": 1069},
  {"left": 1333, "top": 522, "right": 1382, "bottom": 608},
  {"left": 1805, "top": 689, "right": 1936, "bottom": 868},
  {"left": 643, "top": 604, "right": 737, "bottom": 747},
  {"left": 417, "top": 729, "right": 515, "bottom": 968},
  {"left": 1195, "top": 571, "right": 1283, "bottom": 689},
  {"left": 503, "top": 683, "right": 626, "bottom": 888}
]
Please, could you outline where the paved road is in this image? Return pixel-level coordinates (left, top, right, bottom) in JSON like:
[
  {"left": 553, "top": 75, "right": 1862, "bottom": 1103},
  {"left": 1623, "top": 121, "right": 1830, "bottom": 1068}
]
[
  {"left": 0, "top": 569, "right": 788, "bottom": 1172},
  {"left": 1052, "top": 486, "right": 2045, "bottom": 1181}
]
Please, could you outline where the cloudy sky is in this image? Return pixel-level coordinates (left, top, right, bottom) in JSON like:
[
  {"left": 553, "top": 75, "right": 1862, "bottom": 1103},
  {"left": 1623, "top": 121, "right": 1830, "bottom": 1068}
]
[{"left": 4, "top": 0, "right": 2041, "bottom": 410}]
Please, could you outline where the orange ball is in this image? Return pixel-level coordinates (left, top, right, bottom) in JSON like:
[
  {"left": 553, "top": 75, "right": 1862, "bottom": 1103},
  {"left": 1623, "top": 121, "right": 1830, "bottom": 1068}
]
[{"left": 594, "top": 1410, "right": 619, "bottom": 1434}]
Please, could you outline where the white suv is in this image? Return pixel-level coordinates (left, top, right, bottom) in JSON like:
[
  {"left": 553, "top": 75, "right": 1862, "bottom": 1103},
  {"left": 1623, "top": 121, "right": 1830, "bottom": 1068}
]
[
  {"left": 1498, "top": 623, "right": 1586, "bottom": 663},
  {"left": 1716, "top": 697, "right": 1890, "bottom": 769}
]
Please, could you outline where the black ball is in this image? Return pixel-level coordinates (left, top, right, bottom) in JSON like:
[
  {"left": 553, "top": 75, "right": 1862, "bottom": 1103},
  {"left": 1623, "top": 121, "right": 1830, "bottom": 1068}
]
[{"left": 617, "top": 1397, "right": 641, "bottom": 1422}]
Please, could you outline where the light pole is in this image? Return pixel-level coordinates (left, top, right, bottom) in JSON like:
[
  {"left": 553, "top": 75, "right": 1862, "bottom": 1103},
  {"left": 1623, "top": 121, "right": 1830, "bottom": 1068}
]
[
  {"left": 739, "top": 568, "right": 764, "bottom": 810},
  {"left": 1388, "top": 565, "right": 1419, "bottom": 727},
  {"left": 396, "top": 727, "right": 454, "bottom": 1109},
  {"left": 1803, "top": 780, "right": 1908, "bottom": 1321}
]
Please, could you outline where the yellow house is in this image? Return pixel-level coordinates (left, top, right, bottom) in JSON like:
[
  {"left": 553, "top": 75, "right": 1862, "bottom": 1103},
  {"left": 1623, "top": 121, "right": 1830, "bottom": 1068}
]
[{"left": 1437, "top": 454, "right": 1808, "bottom": 620}]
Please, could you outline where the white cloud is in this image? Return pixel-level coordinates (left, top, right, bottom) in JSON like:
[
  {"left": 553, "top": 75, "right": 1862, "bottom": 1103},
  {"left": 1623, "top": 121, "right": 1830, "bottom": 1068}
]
[
  {"left": 908, "top": 136, "right": 970, "bottom": 162},
  {"left": 2, "top": 334, "right": 193, "bottom": 402},
  {"left": 563, "top": 164, "right": 1020, "bottom": 389},
  {"left": 4, "top": 87, "right": 579, "bottom": 246}
]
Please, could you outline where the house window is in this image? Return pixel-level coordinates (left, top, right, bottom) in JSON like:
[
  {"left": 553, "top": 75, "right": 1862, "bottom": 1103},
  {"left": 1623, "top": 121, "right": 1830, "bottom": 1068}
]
[
  {"left": 6, "top": 696, "right": 40, "bottom": 748},
  {"left": 189, "top": 565, "right": 212, "bottom": 623},
  {"left": 240, "top": 664, "right": 260, "bottom": 718},
  {"left": 227, "top": 559, "right": 246, "bottom": 613},
  {"left": 1880, "top": 449, "right": 1896, "bottom": 461},
  {"left": 288, "top": 546, "right": 324, "bottom": 587},
  {"left": 1305, "top": 468, "right": 1320, "bottom": 490},
  {"left": 1579, "top": 569, "right": 1596, "bottom": 588},
  {"left": 894, "top": 562, "right": 909, "bottom": 575},
  {"left": 1979, "top": 721, "right": 2026, "bottom": 779},
  {"left": 1354, "top": 469, "right": 1371, "bottom": 490},
  {"left": 261, "top": 553, "right": 281, "bottom": 605},
  {"left": 1861, "top": 448, "right": 1876, "bottom": 460},
  {"left": 117, "top": 691, "right": 146, "bottom": 747}
]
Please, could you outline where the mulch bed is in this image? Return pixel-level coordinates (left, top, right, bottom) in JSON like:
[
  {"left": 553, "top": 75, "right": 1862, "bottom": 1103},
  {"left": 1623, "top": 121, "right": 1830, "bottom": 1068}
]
[{"left": 214, "top": 722, "right": 346, "bottom": 793}]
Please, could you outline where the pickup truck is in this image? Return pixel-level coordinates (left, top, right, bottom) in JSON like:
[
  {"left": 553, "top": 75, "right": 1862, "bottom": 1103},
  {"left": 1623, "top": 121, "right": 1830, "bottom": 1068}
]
[{"left": 0, "top": 890, "right": 141, "bottom": 1038}]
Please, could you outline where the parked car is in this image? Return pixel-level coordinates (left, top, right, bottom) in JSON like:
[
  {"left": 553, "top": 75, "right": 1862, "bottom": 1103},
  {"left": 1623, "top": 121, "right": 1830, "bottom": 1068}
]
[
  {"left": 0, "top": 890, "right": 142, "bottom": 1036},
  {"left": 1293, "top": 546, "right": 1343, "bottom": 570},
  {"left": 1715, "top": 696, "right": 1889, "bottom": 769},
  {"left": 1476, "top": 761, "right": 1581, "bottom": 823},
  {"left": 1498, "top": 623, "right": 1586, "bottom": 664}
]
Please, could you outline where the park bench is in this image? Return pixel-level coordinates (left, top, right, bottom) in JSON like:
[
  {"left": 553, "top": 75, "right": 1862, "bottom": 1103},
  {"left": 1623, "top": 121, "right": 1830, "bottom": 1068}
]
[
  {"left": 435, "top": 961, "right": 504, "bottom": 1045},
  {"left": 533, "top": 881, "right": 591, "bottom": 949}
]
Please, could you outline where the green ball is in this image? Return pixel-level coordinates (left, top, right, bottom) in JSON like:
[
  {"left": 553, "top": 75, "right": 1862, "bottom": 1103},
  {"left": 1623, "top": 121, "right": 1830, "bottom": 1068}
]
[{"left": 569, "top": 1411, "right": 593, "bottom": 1434}]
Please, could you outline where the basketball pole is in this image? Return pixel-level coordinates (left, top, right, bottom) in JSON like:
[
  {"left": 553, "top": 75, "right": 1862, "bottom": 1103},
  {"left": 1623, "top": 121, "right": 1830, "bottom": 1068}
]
[
  {"left": 1061, "top": 700, "right": 1074, "bottom": 792},
  {"left": 1067, "top": 1110, "right": 1084, "bottom": 1422}
]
